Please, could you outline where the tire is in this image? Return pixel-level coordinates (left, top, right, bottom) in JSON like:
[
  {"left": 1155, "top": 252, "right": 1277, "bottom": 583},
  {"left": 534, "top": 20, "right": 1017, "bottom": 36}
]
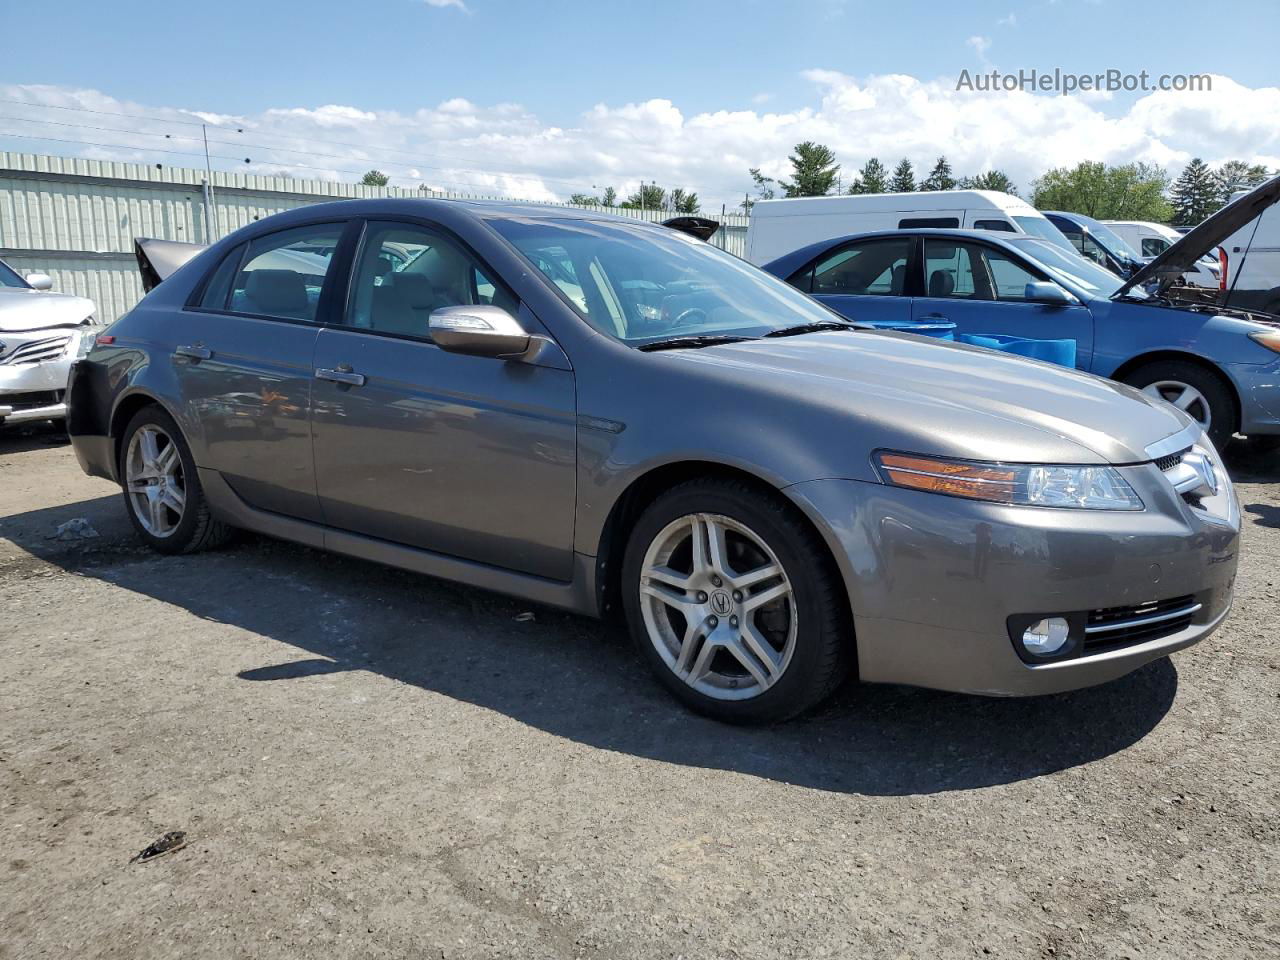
[
  {"left": 620, "top": 477, "right": 850, "bottom": 724},
  {"left": 1122, "top": 360, "right": 1237, "bottom": 451},
  {"left": 118, "top": 405, "right": 231, "bottom": 555}
]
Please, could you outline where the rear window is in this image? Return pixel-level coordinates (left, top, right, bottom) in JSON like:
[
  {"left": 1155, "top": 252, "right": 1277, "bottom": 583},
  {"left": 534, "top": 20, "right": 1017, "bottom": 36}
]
[
  {"left": 195, "top": 244, "right": 244, "bottom": 310},
  {"left": 974, "top": 219, "right": 1015, "bottom": 232},
  {"left": 229, "top": 223, "right": 345, "bottom": 322}
]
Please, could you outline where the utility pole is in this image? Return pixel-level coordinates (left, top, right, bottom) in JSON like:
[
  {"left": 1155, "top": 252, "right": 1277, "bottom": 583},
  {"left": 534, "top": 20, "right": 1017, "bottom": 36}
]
[{"left": 201, "top": 124, "right": 217, "bottom": 244}]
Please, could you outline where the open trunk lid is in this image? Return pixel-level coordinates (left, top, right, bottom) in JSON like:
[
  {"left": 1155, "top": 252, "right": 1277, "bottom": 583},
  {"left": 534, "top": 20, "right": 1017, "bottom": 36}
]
[{"left": 134, "top": 237, "right": 208, "bottom": 293}]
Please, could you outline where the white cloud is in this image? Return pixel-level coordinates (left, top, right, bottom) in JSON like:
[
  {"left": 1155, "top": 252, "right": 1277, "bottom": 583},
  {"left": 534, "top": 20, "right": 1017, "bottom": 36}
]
[
  {"left": 997, "top": 12, "right": 1017, "bottom": 27},
  {"left": 424, "top": 0, "right": 468, "bottom": 10},
  {"left": 2, "top": 73, "right": 1278, "bottom": 209},
  {"left": 967, "top": 35, "right": 992, "bottom": 61}
]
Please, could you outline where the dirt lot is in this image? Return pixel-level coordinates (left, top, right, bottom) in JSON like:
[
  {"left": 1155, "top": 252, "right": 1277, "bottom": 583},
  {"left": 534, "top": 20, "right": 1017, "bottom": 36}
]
[{"left": 1, "top": 427, "right": 1277, "bottom": 960}]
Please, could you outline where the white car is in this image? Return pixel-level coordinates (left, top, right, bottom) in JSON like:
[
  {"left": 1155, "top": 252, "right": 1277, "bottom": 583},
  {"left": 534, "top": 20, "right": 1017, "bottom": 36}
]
[
  {"left": 1103, "top": 220, "right": 1221, "bottom": 289},
  {"left": 0, "top": 258, "right": 100, "bottom": 428},
  {"left": 745, "top": 189, "right": 1072, "bottom": 265}
]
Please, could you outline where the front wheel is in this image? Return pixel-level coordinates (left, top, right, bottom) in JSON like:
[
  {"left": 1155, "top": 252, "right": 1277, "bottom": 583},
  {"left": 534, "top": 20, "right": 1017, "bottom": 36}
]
[
  {"left": 1123, "top": 360, "right": 1236, "bottom": 450},
  {"left": 621, "top": 478, "right": 850, "bottom": 724},
  {"left": 119, "top": 405, "right": 231, "bottom": 555}
]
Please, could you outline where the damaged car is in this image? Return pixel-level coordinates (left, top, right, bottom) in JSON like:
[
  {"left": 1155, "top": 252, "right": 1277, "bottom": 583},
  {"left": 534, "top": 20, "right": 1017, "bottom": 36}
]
[{"left": 0, "top": 257, "right": 100, "bottom": 429}]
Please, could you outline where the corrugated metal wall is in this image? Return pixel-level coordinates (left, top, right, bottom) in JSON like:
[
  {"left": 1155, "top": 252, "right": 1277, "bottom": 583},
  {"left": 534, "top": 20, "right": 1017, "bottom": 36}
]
[{"left": 0, "top": 152, "right": 749, "bottom": 323}]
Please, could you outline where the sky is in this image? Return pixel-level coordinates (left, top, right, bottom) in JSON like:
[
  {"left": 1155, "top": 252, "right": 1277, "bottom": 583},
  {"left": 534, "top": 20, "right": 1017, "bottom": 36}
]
[{"left": 1, "top": 0, "right": 1277, "bottom": 209}]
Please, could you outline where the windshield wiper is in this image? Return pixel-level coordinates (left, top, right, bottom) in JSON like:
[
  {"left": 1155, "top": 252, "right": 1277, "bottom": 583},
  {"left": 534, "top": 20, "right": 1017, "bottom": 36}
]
[
  {"left": 636, "top": 335, "right": 755, "bottom": 352},
  {"left": 762, "top": 320, "right": 861, "bottom": 338}
]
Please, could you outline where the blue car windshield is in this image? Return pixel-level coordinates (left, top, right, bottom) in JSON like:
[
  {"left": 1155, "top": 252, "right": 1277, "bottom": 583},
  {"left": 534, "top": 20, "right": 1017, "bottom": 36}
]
[
  {"left": 1071, "top": 214, "right": 1143, "bottom": 261},
  {"left": 1012, "top": 215, "right": 1076, "bottom": 252},
  {"left": 1008, "top": 238, "right": 1147, "bottom": 299},
  {"left": 489, "top": 217, "right": 846, "bottom": 344},
  {"left": 0, "top": 258, "right": 30, "bottom": 289}
]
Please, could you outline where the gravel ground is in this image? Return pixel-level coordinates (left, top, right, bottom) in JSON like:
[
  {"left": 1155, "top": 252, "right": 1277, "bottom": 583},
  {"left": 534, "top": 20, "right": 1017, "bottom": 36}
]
[{"left": 1, "top": 426, "right": 1277, "bottom": 959}]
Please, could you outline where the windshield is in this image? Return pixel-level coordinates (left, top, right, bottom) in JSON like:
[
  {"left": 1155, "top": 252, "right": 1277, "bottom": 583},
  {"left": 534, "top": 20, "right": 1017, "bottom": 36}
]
[
  {"left": 0, "top": 258, "right": 30, "bottom": 289},
  {"left": 1007, "top": 237, "right": 1145, "bottom": 299},
  {"left": 489, "top": 217, "right": 845, "bottom": 344},
  {"left": 1012, "top": 215, "right": 1076, "bottom": 252},
  {"left": 1072, "top": 214, "right": 1143, "bottom": 261}
]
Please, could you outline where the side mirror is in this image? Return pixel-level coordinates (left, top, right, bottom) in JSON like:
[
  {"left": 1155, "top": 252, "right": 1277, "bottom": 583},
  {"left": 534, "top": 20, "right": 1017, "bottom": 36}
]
[
  {"left": 1025, "top": 281, "right": 1072, "bottom": 306},
  {"left": 26, "top": 273, "right": 53, "bottom": 291},
  {"left": 429, "top": 305, "right": 531, "bottom": 358}
]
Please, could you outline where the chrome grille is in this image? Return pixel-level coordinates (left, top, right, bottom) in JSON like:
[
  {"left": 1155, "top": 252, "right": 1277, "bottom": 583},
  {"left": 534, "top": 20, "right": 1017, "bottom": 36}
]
[
  {"left": 1153, "top": 449, "right": 1188, "bottom": 472},
  {"left": 0, "top": 335, "right": 72, "bottom": 365}
]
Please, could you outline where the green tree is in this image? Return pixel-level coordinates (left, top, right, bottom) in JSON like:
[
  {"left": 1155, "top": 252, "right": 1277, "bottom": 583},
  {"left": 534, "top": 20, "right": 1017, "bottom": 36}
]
[
  {"left": 1216, "top": 160, "right": 1271, "bottom": 204},
  {"left": 569, "top": 192, "right": 598, "bottom": 205},
  {"left": 959, "top": 170, "right": 1018, "bottom": 196},
  {"left": 848, "top": 157, "right": 889, "bottom": 194},
  {"left": 622, "top": 183, "right": 667, "bottom": 210},
  {"left": 360, "top": 169, "right": 390, "bottom": 187},
  {"left": 920, "top": 156, "right": 956, "bottom": 192},
  {"left": 1031, "top": 161, "right": 1171, "bottom": 221},
  {"left": 601, "top": 186, "right": 618, "bottom": 207},
  {"left": 889, "top": 158, "right": 916, "bottom": 193},
  {"left": 669, "top": 188, "right": 700, "bottom": 214},
  {"left": 778, "top": 141, "right": 841, "bottom": 197},
  {"left": 1170, "top": 158, "right": 1220, "bottom": 226},
  {"left": 743, "top": 167, "right": 777, "bottom": 210}
]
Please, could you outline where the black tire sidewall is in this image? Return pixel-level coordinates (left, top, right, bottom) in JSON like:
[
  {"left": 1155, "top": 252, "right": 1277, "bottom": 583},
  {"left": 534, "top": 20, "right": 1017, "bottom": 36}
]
[
  {"left": 620, "top": 481, "right": 845, "bottom": 724},
  {"left": 1125, "top": 361, "right": 1236, "bottom": 450},
  {"left": 118, "top": 406, "right": 207, "bottom": 555}
]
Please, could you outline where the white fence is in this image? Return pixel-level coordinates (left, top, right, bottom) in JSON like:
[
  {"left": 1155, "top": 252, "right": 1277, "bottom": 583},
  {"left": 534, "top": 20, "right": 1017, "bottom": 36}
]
[{"left": 0, "top": 152, "right": 748, "bottom": 323}]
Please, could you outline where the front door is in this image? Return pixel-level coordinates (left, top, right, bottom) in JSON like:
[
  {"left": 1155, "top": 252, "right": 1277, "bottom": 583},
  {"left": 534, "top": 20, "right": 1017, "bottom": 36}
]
[
  {"left": 169, "top": 221, "right": 348, "bottom": 521},
  {"left": 310, "top": 219, "right": 578, "bottom": 581},
  {"left": 911, "top": 237, "right": 1094, "bottom": 368}
]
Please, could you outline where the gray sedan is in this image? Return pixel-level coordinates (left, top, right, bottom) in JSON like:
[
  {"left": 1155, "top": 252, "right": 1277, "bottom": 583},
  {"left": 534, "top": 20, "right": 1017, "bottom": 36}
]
[{"left": 67, "top": 199, "right": 1240, "bottom": 723}]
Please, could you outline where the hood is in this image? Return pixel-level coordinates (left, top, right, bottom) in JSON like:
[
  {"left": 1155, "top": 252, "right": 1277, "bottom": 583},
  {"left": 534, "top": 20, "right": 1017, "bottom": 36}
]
[
  {"left": 135, "top": 237, "right": 208, "bottom": 292},
  {"left": 0, "top": 286, "right": 96, "bottom": 332},
  {"left": 1116, "top": 174, "right": 1280, "bottom": 298},
  {"left": 679, "top": 331, "right": 1194, "bottom": 465}
]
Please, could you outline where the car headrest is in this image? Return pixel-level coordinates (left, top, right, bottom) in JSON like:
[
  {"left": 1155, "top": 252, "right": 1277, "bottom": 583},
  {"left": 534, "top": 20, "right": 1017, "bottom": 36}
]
[
  {"left": 891, "top": 264, "right": 906, "bottom": 295},
  {"left": 245, "top": 270, "right": 308, "bottom": 312},
  {"left": 929, "top": 269, "right": 955, "bottom": 298},
  {"left": 391, "top": 273, "right": 439, "bottom": 310}
]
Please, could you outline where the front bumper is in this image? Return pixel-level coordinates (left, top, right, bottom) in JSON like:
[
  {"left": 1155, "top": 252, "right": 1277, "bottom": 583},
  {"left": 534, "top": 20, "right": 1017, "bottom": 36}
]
[
  {"left": 0, "top": 353, "right": 73, "bottom": 425},
  {"left": 1222, "top": 356, "right": 1280, "bottom": 435},
  {"left": 786, "top": 457, "right": 1240, "bottom": 697}
]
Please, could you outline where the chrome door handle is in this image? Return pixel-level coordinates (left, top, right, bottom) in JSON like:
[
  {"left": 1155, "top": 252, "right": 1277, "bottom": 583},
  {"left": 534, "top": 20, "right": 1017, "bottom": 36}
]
[
  {"left": 315, "top": 366, "right": 366, "bottom": 387},
  {"left": 174, "top": 343, "right": 212, "bottom": 361}
]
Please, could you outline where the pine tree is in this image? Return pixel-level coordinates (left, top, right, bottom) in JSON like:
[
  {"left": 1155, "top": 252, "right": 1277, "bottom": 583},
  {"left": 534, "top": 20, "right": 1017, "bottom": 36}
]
[
  {"left": 1170, "top": 158, "right": 1220, "bottom": 226},
  {"left": 889, "top": 158, "right": 916, "bottom": 193},
  {"left": 959, "top": 170, "right": 1018, "bottom": 196},
  {"left": 778, "top": 142, "right": 841, "bottom": 197},
  {"left": 920, "top": 156, "right": 956, "bottom": 191},
  {"left": 1215, "top": 160, "right": 1271, "bottom": 205},
  {"left": 849, "top": 158, "right": 889, "bottom": 194},
  {"left": 669, "top": 188, "right": 700, "bottom": 214}
]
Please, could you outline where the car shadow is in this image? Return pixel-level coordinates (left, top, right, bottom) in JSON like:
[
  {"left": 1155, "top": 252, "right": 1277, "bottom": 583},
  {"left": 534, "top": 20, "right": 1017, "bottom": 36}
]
[
  {"left": 1224, "top": 437, "right": 1280, "bottom": 483},
  {"left": 3, "top": 490, "right": 1181, "bottom": 797}
]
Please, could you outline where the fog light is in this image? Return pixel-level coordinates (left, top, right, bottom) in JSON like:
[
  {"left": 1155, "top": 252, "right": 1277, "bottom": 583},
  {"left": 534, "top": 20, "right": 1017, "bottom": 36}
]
[{"left": 1022, "top": 617, "right": 1070, "bottom": 657}]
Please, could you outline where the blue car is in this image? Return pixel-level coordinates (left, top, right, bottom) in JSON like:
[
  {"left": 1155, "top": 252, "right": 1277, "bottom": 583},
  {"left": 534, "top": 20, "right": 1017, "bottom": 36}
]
[{"left": 761, "top": 179, "right": 1280, "bottom": 449}]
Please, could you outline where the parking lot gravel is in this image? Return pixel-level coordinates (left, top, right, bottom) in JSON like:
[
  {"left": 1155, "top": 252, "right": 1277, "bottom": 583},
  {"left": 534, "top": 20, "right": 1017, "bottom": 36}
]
[{"left": 2, "top": 427, "right": 1278, "bottom": 959}]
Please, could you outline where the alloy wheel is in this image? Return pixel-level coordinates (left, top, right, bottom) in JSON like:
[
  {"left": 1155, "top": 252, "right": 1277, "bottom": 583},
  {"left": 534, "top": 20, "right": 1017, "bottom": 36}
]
[
  {"left": 125, "top": 425, "right": 186, "bottom": 538},
  {"left": 1142, "top": 379, "right": 1211, "bottom": 431},
  {"left": 638, "top": 513, "right": 796, "bottom": 701}
]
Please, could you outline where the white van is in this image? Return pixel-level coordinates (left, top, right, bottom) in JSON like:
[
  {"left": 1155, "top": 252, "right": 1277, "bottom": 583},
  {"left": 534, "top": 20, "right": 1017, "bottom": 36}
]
[
  {"left": 1216, "top": 183, "right": 1280, "bottom": 315},
  {"left": 1103, "top": 220, "right": 1220, "bottom": 288},
  {"left": 744, "top": 190, "right": 1071, "bottom": 265}
]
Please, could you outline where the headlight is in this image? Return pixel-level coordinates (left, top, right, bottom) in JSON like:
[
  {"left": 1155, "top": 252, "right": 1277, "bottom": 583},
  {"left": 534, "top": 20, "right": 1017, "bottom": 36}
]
[
  {"left": 1248, "top": 330, "right": 1280, "bottom": 354},
  {"left": 75, "top": 318, "right": 100, "bottom": 358},
  {"left": 874, "top": 452, "right": 1144, "bottom": 510}
]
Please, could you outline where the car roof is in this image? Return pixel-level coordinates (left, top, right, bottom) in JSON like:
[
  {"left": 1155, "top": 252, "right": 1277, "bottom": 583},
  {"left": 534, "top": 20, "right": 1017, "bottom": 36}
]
[{"left": 251, "top": 196, "right": 650, "bottom": 229}]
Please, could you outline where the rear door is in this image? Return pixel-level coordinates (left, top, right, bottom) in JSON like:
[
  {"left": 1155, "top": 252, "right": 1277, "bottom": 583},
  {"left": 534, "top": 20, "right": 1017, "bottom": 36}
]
[
  {"left": 170, "top": 221, "right": 349, "bottom": 521},
  {"left": 309, "top": 218, "right": 578, "bottom": 581},
  {"left": 911, "top": 237, "right": 1094, "bottom": 367},
  {"left": 788, "top": 236, "right": 913, "bottom": 324}
]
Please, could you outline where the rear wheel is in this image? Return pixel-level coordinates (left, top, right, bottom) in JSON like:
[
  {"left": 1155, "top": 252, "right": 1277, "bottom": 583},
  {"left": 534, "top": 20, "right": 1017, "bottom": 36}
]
[
  {"left": 1123, "top": 360, "right": 1236, "bottom": 450},
  {"left": 119, "top": 406, "right": 230, "bottom": 555},
  {"left": 621, "top": 478, "right": 850, "bottom": 724}
]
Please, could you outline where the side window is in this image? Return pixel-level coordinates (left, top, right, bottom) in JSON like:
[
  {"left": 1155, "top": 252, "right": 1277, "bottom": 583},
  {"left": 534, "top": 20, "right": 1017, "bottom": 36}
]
[
  {"left": 1077, "top": 232, "right": 1109, "bottom": 267},
  {"left": 231, "top": 223, "right": 344, "bottom": 321},
  {"left": 1142, "top": 237, "right": 1168, "bottom": 257},
  {"left": 899, "top": 217, "right": 959, "bottom": 228},
  {"left": 810, "top": 238, "right": 912, "bottom": 297},
  {"left": 974, "top": 219, "right": 1015, "bottom": 232},
  {"left": 196, "top": 244, "right": 244, "bottom": 310},
  {"left": 977, "top": 247, "right": 1046, "bottom": 301},
  {"left": 344, "top": 221, "right": 517, "bottom": 338},
  {"left": 923, "top": 240, "right": 988, "bottom": 300}
]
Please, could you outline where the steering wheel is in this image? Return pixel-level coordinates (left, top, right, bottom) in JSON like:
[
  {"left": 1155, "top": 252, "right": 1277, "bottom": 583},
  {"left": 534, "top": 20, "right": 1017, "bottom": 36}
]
[{"left": 671, "top": 306, "right": 708, "bottom": 328}]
